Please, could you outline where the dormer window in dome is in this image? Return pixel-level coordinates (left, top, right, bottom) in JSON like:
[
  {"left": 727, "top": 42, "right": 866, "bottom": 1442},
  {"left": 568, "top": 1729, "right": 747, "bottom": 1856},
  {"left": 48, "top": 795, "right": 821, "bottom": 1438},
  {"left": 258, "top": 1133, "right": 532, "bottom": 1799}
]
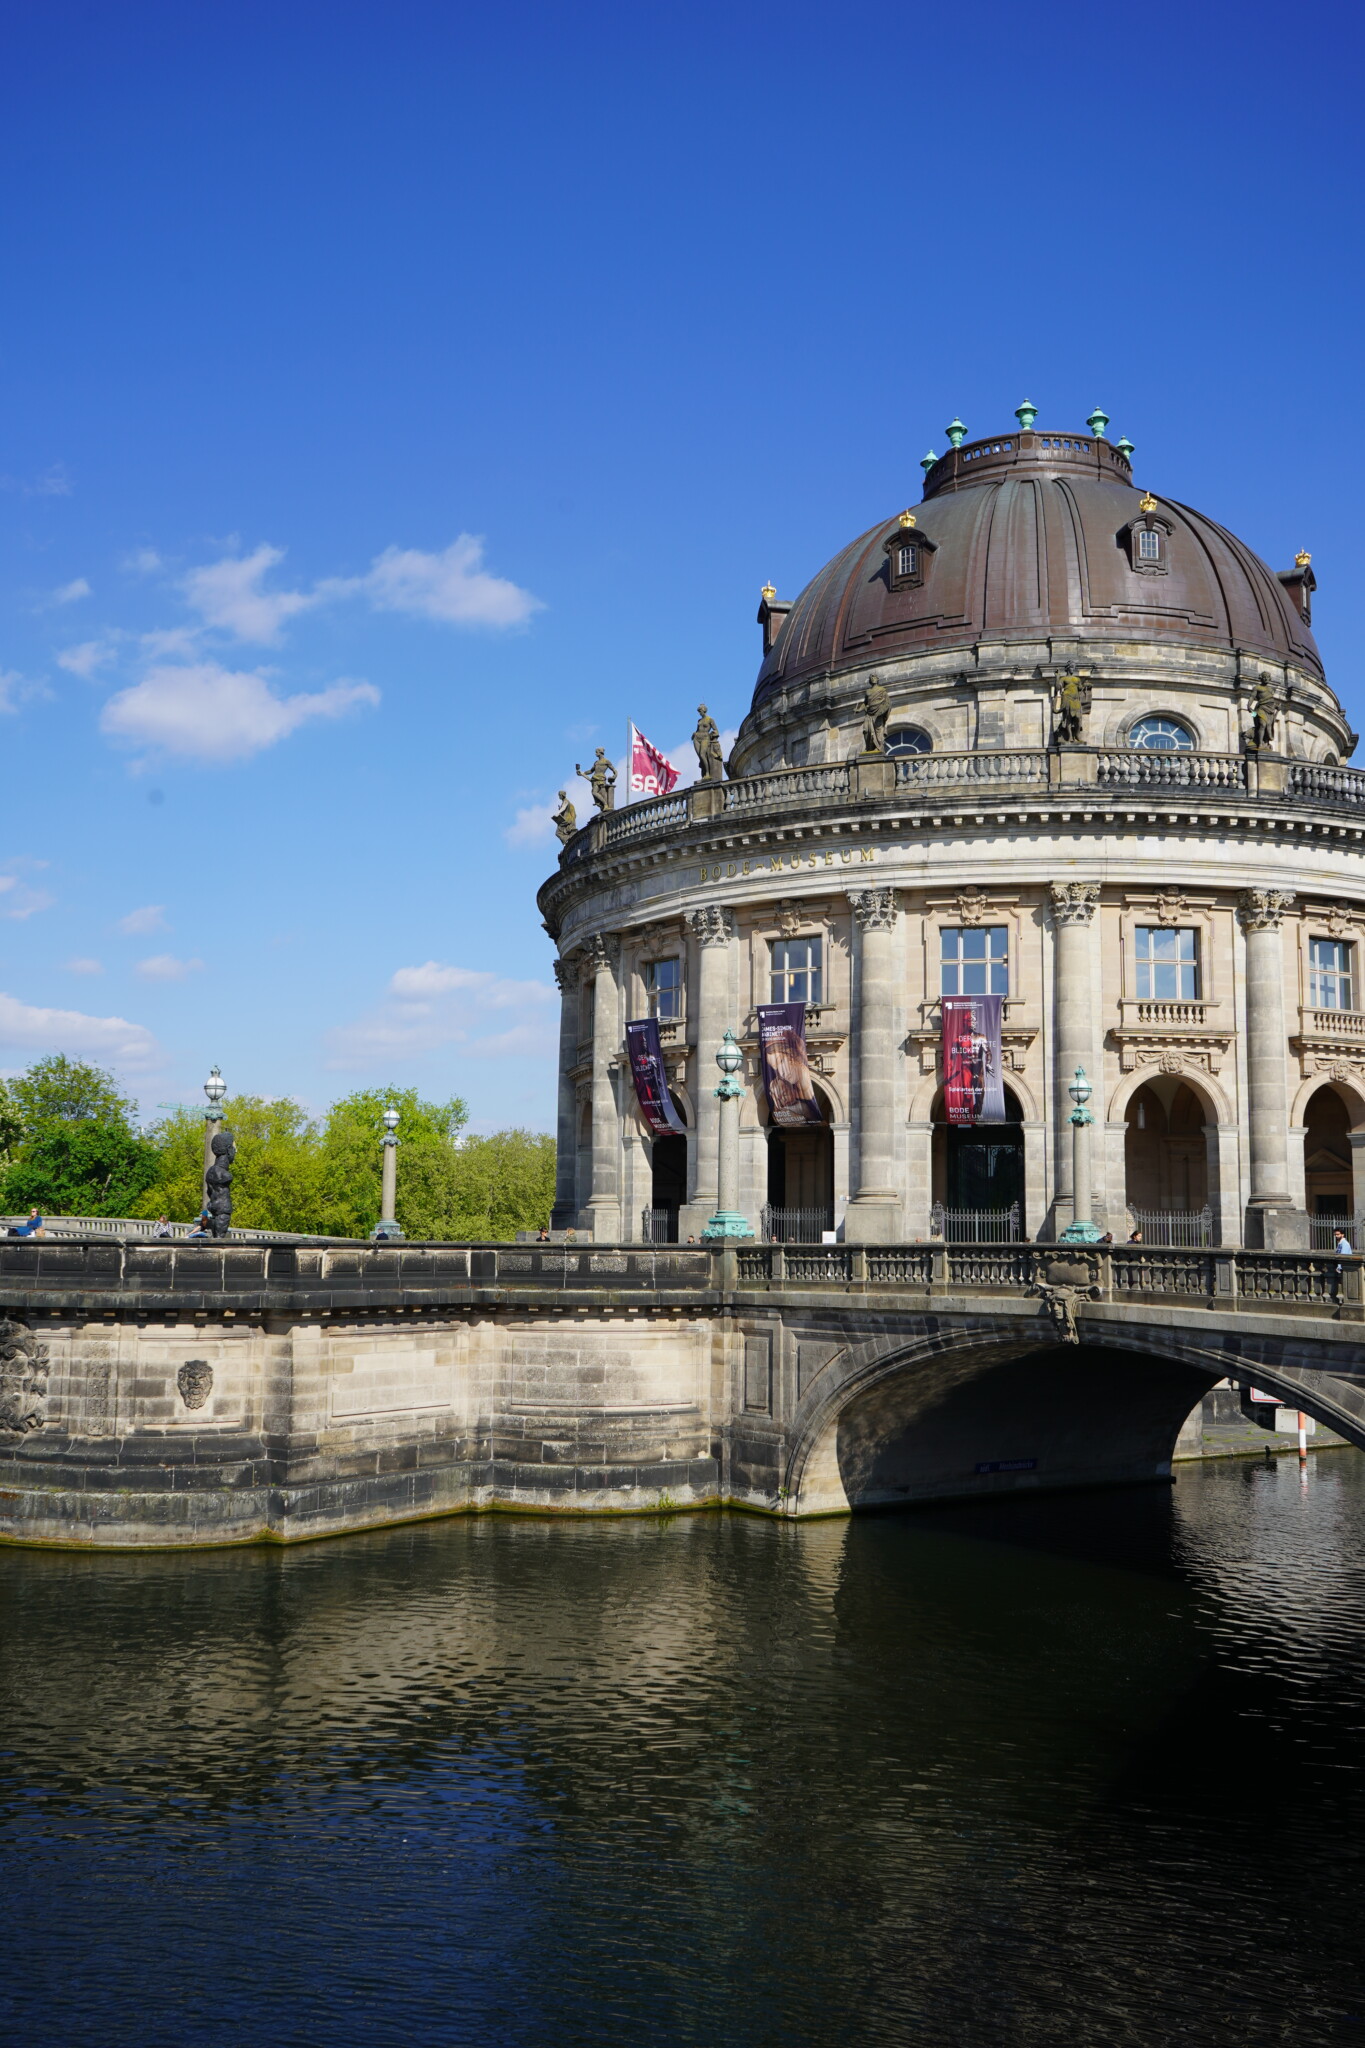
[
  {"left": 1119, "top": 502, "right": 1174, "bottom": 578},
  {"left": 883, "top": 515, "right": 936, "bottom": 593},
  {"left": 885, "top": 726, "right": 933, "bottom": 756}
]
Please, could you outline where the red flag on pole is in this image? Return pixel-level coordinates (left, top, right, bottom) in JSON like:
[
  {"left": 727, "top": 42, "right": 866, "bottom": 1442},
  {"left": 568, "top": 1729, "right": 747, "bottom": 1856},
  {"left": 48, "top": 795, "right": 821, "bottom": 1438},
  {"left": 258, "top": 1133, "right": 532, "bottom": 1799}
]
[{"left": 628, "top": 723, "right": 680, "bottom": 800}]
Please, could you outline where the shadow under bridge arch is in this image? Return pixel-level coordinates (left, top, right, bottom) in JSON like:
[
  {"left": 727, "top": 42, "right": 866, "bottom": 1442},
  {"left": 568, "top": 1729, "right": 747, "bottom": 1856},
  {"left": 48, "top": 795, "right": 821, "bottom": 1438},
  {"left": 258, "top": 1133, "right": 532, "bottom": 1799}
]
[{"left": 783, "top": 1317, "right": 1365, "bottom": 1518}]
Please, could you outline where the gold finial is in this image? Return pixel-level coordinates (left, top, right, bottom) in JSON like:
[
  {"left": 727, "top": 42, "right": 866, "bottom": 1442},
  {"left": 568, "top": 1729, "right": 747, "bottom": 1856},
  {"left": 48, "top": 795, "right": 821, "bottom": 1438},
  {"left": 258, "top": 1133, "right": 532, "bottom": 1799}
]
[
  {"left": 898, "top": 510, "right": 917, "bottom": 529},
  {"left": 1295, "top": 549, "right": 1312, "bottom": 569},
  {"left": 1139, "top": 490, "right": 1158, "bottom": 513},
  {"left": 760, "top": 581, "right": 777, "bottom": 602}
]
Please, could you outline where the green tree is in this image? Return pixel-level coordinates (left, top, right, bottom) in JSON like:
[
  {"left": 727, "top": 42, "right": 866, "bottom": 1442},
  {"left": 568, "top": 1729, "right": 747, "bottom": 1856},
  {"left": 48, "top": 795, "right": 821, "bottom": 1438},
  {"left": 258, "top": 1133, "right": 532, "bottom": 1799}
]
[
  {"left": 135, "top": 1095, "right": 329, "bottom": 1232},
  {"left": 445, "top": 1129, "right": 557, "bottom": 1240},
  {"left": 3, "top": 1121, "right": 160, "bottom": 1217},
  {"left": 10, "top": 1054, "right": 137, "bottom": 1133},
  {"left": 0, "top": 1080, "right": 22, "bottom": 1167},
  {"left": 318, "top": 1087, "right": 468, "bottom": 1237}
]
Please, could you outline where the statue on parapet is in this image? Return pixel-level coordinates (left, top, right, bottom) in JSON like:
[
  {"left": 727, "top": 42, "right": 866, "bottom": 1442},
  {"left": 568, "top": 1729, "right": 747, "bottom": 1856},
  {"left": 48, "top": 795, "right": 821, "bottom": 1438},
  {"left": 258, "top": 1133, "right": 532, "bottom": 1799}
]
[
  {"left": 206, "top": 1128, "right": 235, "bottom": 1240},
  {"left": 1249, "top": 673, "right": 1280, "bottom": 751},
  {"left": 693, "top": 704, "right": 725, "bottom": 782},
  {"left": 575, "top": 748, "right": 617, "bottom": 812},
  {"left": 552, "top": 789, "right": 578, "bottom": 844},
  {"left": 1052, "top": 672, "right": 1091, "bottom": 745},
  {"left": 860, "top": 677, "right": 890, "bottom": 755}
]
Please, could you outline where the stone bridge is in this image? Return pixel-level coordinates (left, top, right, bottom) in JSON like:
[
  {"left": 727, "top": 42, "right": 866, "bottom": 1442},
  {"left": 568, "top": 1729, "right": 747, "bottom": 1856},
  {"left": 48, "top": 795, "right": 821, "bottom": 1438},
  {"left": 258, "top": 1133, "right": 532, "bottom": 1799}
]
[{"left": 0, "top": 1235, "right": 1362, "bottom": 1546}]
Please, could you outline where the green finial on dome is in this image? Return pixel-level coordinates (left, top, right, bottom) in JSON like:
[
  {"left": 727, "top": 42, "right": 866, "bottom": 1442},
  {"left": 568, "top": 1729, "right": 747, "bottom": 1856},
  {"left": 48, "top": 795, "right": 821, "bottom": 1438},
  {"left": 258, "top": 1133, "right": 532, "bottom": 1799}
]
[
  {"left": 945, "top": 417, "right": 967, "bottom": 448},
  {"left": 1014, "top": 399, "right": 1038, "bottom": 431},
  {"left": 1087, "top": 405, "right": 1109, "bottom": 439},
  {"left": 1115, "top": 435, "right": 1135, "bottom": 461},
  {"left": 920, "top": 448, "right": 938, "bottom": 475}
]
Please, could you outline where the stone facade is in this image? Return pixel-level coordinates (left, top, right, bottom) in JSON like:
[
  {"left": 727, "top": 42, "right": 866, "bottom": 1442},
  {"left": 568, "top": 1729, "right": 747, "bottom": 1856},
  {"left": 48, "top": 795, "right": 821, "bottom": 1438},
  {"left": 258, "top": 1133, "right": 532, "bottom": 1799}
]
[{"left": 540, "top": 426, "right": 1363, "bottom": 1250}]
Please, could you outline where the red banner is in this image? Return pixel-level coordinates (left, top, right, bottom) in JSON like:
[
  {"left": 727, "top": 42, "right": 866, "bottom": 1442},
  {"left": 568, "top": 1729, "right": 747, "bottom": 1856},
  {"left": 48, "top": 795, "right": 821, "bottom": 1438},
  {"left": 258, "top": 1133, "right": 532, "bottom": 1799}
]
[
  {"left": 941, "top": 994, "right": 1006, "bottom": 1126},
  {"left": 757, "top": 1003, "right": 824, "bottom": 1127},
  {"left": 629, "top": 724, "right": 680, "bottom": 800},
  {"left": 625, "top": 1019, "right": 686, "bottom": 1135}
]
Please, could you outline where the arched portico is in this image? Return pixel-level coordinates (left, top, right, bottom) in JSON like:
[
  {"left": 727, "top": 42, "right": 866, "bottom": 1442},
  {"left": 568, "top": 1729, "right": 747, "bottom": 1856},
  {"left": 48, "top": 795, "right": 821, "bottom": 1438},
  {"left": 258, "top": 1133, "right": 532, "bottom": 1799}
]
[
  {"left": 1104, "top": 1066, "right": 1235, "bottom": 1245},
  {"left": 1290, "top": 1077, "right": 1365, "bottom": 1227}
]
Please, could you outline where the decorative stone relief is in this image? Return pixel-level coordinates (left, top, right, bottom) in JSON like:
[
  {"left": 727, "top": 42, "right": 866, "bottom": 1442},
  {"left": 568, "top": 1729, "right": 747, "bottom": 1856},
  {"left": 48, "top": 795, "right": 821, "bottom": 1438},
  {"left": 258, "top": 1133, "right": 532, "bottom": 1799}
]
[
  {"left": 849, "top": 887, "right": 898, "bottom": 931},
  {"left": 952, "top": 886, "right": 992, "bottom": 927},
  {"left": 0, "top": 1322, "right": 49, "bottom": 1435},
  {"left": 1109, "top": 1034, "right": 1230, "bottom": 1075},
  {"left": 583, "top": 931, "right": 620, "bottom": 973},
  {"left": 1319, "top": 905, "right": 1363, "bottom": 939},
  {"left": 177, "top": 1359, "right": 213, "bottom": 1410},
  {"left": 689, "top": 905, "right": 734, "bottom": 948},
  {"left": 1153, "top": 892, "right": 1190, "bottom": 926},
  {"left": 553, "top": 954, "right": 580, "bottom": 993},
  {"left": 774, "top": 900, "right": 803, "bottom": 939},
  {"left": 1236, "top": 888, "right": 1294, "bottom": 932},
  {"left": 1049, "top": 881, "right": 1100, "bottom": 926}
]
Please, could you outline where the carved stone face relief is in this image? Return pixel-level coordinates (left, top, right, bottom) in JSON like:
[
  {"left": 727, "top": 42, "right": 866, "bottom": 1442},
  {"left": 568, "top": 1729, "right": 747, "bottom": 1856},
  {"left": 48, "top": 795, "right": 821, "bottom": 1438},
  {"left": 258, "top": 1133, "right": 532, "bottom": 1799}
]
[
  {"left": 0, "top": 1321, "right": 49, "bottom": 1435},
  {"left": 177, "top": 1360, "right": 213, "bottom": 1411}
]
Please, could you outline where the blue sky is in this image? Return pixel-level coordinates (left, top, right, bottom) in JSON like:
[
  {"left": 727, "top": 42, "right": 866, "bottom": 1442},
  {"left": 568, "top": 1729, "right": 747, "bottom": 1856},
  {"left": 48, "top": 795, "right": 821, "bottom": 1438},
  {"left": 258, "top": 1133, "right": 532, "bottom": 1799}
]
[{"left": 1, "top": 0, "right": 1361, "bottom": 1132}]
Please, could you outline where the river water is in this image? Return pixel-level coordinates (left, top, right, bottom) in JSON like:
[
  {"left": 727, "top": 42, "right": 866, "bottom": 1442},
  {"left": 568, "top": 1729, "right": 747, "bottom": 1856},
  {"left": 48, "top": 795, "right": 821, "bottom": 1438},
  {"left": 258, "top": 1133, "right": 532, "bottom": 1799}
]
[{"left": 2, "top": 1453, "right": 1364, "bottom": 2046}]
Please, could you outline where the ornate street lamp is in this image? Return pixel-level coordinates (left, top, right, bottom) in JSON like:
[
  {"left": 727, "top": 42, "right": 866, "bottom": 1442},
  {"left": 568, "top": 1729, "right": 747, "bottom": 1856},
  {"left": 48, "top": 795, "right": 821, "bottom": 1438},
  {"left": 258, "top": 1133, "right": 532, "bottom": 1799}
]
[
  {"left": 701, "top": 1031, "right": 753, "bottom": 1242},
  {"left": 202, "top": 1066, "right": 226, "bottom": 1210},
  {"left": 1060, "top": 1066, "right": 1102, "bottom": 1244},
  {"left": 374, "top": 1106, "right": 404, "bottom": 1242}
]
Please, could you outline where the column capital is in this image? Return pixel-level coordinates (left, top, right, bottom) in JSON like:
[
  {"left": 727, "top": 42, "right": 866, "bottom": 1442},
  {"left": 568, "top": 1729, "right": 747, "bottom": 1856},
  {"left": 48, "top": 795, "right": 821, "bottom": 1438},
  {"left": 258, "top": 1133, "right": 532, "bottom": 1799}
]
[
  {"left": 848, "top": 886, "right": 898, "bottom": 932},
  {"left": 689, "top": 905, "right": 734, "bottom": 947},
  {"left": 1049, "top": 881, "right": 1101, "bottom": 927},
  {"left": 583, "top": 932, "right": 620, "bottom": 973},
  {"left": 553, "top": 953, "right": 582, "bottom": 992},
  {"left": 1237, "top": 888, "right": 1295, "bottom": 932}
]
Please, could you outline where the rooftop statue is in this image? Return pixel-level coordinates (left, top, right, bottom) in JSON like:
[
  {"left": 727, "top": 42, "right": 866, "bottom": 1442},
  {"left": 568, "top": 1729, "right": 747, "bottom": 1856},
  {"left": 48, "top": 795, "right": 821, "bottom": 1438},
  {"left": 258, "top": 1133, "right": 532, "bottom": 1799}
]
[
  {"left": 1250, "top": 674, "right": 1280, "bottom": 752},
  {"left": 552, "top": 789, "right": 578, "bottom": 844},
  {"left": 1053, "top": 672, "right": 1091, "bottom": 745},
  {"left": 860, "top": 678, "right": 890, "bottom": 756},
  {"left": 575, "top": 748, "right": 617, "bottom": 813},
  {"left": 693, "top": 705, "right": 725, "bottom": 782}
]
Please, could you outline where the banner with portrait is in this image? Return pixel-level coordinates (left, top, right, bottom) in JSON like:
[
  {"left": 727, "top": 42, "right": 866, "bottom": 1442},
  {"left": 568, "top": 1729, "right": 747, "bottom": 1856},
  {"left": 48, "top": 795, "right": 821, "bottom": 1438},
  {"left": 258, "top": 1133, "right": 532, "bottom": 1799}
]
[
  {"left": 941, "top": 994, "right": 1006, "bottom": 1126},
  {"left": 756, "top": 1003, "right": 824, "bottom": 1127},
  {"left": 625, "top": 1018, "right": 686, "bottom": 1135}
]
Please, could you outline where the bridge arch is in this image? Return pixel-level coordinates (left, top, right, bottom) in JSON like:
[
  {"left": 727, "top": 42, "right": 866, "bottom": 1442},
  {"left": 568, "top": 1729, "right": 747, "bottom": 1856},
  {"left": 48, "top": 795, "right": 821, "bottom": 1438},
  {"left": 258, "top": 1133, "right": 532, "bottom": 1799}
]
[{"left": 783, "top": 1314, "right": 1365, "bottom": 1517}]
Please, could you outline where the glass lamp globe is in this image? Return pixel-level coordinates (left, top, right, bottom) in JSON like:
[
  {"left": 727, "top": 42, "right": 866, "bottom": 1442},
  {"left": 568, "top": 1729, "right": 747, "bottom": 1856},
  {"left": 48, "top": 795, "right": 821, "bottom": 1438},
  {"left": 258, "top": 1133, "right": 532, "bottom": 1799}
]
[
  {"left": 203, "top": 1066, "right": 226, "bottom": 1108},
  {"left": 382, "top": 1108, "right": 400, "bottom": 1137},
  {"left": 715, "top": 1031, "right": 743, "bottom": 1077},
  {"left": 1069, "top": 1067, "right": 1092, "bottom": 1108}
]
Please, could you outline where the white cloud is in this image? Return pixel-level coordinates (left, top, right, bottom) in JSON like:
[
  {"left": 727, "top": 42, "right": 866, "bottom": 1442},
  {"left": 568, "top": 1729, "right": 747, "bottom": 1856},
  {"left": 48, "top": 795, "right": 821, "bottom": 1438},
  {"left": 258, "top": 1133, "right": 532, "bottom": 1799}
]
[
  {"left": 31, "top": 463, "right": 72, "bottom": 498},
  {"left": 57, "top": 639, "right": 114, "bottom": 679},
  {"left": 352, "top": 536, "right": 540, "bottom": 629},
  {"left": 100, "top": 661, "right": 379, "bottom": 763},
  {"left": 505, "top": 801, "right": 558, "bottom": 848},
  {"left": 0, "top": 991, "right": 159, "bottom": 1072},
  {"left": 0, "top": 670, "right": 24, "bottom": 713},
  {"left": 124, "top": 548, "right": 164, "bottom": 574},
  {"left": 136, "top": 953, "right": 204, "bottom": 981},
  {"left": 53, "top": 577, "right": 92, "bottom": 604},
  {"left": 0, "top": 872, "right": 53, "bottom": 921},
  {"left": 181, "top": 543, "right": 317, "bottom": 644},
  {"left": 328, "top": 961, "right": 557, "bottom": 1068},
  {"left": 118, "top": 904, "right": 168, "bottom": 935},
  {"left": 64, "top": 957, "right": 103, "bottom": 975}
]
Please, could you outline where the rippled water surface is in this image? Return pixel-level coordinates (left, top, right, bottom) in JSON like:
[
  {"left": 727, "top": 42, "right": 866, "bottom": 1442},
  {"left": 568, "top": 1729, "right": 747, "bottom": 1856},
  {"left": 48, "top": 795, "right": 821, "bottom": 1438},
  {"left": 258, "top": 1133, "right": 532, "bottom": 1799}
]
[{"left": 4, "top": 1454, "right": 1365, "bottom": 2046}]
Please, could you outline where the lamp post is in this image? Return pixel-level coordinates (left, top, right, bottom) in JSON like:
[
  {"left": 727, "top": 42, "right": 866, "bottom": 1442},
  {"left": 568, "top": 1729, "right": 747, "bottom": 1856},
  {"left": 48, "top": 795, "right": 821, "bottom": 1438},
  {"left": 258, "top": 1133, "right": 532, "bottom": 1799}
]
[
  {"left": 374, "top": 1107, "right": 403, "bottom": 1241},
  {"left": 701, "top": 1031, "right": 753, "bottom": 1242},
  {"left": 202, "top": 1066, "right": 226, "bottom": 1212},
  {"left": 1060, "top": 1067, "right": 1102, "bottom": 1243}
]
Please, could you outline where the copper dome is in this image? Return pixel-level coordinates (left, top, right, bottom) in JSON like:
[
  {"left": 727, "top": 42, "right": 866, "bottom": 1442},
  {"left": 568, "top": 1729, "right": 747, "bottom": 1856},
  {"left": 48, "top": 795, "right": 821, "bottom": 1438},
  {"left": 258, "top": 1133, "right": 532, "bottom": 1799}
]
[{"left": 753, "top": 429, "right": 1322, "bottom": 708}]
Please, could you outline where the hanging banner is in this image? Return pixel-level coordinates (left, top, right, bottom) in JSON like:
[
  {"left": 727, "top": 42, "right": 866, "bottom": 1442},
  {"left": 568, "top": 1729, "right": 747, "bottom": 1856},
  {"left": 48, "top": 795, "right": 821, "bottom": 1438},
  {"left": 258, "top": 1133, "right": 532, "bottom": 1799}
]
[
  {"left": 628, "top": 724, "right": 680, "bottom": 800},
  {"left": 756, "top": 1003, "right": 824, "bottom": 1127},
  {"left": 942, "top": 994, "right": 1006, "bottom": 1126},
  {"left": 625, "top": 1018, "right": 686, "bottom": 1135}
]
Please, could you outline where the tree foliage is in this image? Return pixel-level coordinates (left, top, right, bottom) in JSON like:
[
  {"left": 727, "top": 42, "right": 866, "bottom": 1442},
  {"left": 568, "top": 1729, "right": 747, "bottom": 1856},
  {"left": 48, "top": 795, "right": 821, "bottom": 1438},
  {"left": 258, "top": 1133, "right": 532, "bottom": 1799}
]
[
  {"left": 10, "top": 1054, "right": 138, "bottom": 1132},
  {"left": 0, "top": 1055, "right": 154, "bottom": 1216}
]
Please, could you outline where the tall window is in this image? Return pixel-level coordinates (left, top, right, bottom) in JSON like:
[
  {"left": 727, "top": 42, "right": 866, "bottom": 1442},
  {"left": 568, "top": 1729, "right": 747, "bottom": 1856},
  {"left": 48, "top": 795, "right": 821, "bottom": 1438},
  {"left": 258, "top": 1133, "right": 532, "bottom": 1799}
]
[
  {"left": 897, "top": 543, "right": 917, "bottom": 577},
  {"left": 1135, "top": 926, "right": 1199, "bottom": 999},
  {"left": 941, "top": 926, "right": 1009, "bottom": 996},
  {"left": 1138, "top": 529, "right": 1162, "bottom": 562},
  {"left": 1310, "top": 937, "right": 1354, "bottom": 1012},
  {"left": 646, "top": 957, "right": 682, "bottom": 1021},
  {"left": 771, "top": 937, "right": 823, "bottom": 1005}
]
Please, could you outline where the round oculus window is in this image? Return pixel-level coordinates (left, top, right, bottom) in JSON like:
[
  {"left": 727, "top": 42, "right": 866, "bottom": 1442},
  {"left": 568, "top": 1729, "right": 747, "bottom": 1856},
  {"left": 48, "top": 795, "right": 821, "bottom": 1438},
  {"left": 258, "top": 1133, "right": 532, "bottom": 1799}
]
[
  {"left": 885, "top": 726, "right": 933, "bottom": 756},
  {"left": 1128, "top": 716, "right": 1194, "bottom": 752}
]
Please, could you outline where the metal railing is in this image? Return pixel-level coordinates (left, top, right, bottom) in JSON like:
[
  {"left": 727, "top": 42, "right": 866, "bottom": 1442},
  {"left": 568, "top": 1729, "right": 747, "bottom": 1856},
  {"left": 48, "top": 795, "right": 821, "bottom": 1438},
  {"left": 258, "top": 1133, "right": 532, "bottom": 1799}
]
[
  {"left": 1309, "top": 1214, "right": 1360, "bottom": 1250},
  {"left": 931, "top": 1202, "right": 1021, "bottom": 1242},
  {"left": 641, "top": 1206, "right": 680, "bottom": 1244},
  {"left": 761, "top": 1205, "right": 835, "bottom": 1243},
  {"left": 1126, "top": 1206, "right": 1213, "bottom": 1248},
  {"left": 0, "top": 1212, "right": 359, "bottom": 1244}
]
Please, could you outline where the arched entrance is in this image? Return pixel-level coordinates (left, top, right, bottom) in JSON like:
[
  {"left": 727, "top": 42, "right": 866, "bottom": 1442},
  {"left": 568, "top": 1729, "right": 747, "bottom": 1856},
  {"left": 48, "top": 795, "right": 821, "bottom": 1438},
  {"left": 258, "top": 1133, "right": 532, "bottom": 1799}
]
[
  {"left": 1124, "top": 1080, "right": 1209, "bottom": 1234},
  {"left": 1302, "top": 1085, "right": 1354, "bottom": 1221},
  {"left": 930, "top": 1086, "right": 1024, "bottom": 1235},
  {"left": 766, "top": 1085, "right": 834, "bottom": 1239},
  {"left": 649, "top": 1132, "right": 688, "bottom": 1242}
]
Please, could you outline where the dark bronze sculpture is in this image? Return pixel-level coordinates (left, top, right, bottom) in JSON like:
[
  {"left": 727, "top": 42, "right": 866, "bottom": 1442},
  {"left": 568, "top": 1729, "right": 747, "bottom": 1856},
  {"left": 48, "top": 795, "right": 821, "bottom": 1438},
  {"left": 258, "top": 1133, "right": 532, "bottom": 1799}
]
[
  {"left": 552, "top": 789, "right": 577, "bottom": 844},
  {"left": 1250, "top": 674, "right": 1279, "bottom": 751},
  {"left": 860, "top": 678, "right": 890, "bottom": 755},
  {"left": 575, "top": 748, "right": 616, "bottom": 812},
  {"left": 1053, "top": 672, "right": 1090, "bottom": 744},
  {"left": 206, "top": 1127, "right": 235, "bottom": 1239},
  {"left": 693, "top": 705, "right": 724, "bottom": 782}
]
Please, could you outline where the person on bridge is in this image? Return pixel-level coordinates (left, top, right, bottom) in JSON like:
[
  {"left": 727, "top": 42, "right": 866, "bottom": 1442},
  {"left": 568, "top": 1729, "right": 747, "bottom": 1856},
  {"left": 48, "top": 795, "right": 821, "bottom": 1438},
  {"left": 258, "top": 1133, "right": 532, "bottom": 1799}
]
[
  {"left": 8, "top": 1209, "right": 43, "bottom": 1238},
  {"left": 1334, "top": 1229, "right": 1354, "bottom": 1255}
]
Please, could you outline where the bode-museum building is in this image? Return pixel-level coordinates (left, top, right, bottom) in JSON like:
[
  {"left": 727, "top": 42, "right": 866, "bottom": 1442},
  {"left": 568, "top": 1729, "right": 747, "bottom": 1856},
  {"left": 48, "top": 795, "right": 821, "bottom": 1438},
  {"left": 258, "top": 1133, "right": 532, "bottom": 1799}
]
[{"left": 538, "top": 411, "right": 1361, "bottom": 1251}]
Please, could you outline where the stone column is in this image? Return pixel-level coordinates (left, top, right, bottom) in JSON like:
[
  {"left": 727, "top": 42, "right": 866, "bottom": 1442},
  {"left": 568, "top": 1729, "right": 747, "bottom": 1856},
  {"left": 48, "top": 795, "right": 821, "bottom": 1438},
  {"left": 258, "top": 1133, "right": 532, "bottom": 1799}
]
[
  {"left": 585, "top": 933, "right": 622, "bottom": 1242},
  {"left": 845, "top": 887, "right": 901, "bottom": 1243},
  {"left": 1049, "top": 881, "right": 1100, "bottom": 1230},
  {"left": 679, "top": 905, "right": 733, "bottom": 1238},
  {"left": 551, "top": 954, "right": 581, "bottom": 1229},
  {"left": 1237, "top": 889, "right": 1298, "bottom": 1244}
]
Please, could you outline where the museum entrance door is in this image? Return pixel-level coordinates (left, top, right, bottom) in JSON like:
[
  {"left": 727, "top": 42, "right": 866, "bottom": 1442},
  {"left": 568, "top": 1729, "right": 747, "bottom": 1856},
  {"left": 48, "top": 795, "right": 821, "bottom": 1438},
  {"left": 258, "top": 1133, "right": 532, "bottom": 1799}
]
[
  {"left": 931, "top": 1087, "right": 1024, "bottom": 1237},
  {"left": 649, "top": 1133, "right": 688, "bottom": 1242},
  {"left": 765, "top": 1089, "right": 834, "bottom": 1240}
]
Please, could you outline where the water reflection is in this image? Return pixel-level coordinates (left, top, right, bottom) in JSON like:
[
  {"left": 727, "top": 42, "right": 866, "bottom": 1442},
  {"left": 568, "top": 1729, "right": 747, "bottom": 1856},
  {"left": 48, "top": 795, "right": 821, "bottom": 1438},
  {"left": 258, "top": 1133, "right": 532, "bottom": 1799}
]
[{"left": 1, "top": 1457, "right": 1363, "bottom": 2045}]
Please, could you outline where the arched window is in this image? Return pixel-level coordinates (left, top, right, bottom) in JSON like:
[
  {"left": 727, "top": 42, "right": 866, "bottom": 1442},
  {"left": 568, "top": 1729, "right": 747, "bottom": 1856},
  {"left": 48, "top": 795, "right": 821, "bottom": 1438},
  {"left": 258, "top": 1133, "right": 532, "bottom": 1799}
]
[
  {"left": 885, "top": 726, "right": 933, "bottom": 756},
  {"left": 1129, "top": 716, "right": 1194, "bottom": 752}
]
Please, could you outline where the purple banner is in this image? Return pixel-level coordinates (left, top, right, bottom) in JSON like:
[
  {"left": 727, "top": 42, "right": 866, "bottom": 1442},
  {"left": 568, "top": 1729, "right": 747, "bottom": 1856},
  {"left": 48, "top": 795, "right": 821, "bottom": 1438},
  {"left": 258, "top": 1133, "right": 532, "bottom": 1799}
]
[
  {"left": 757, "top": 1003, "right": 824, "bottom": 1127},
  {"left": 625, "top": 1018, "right": 686, "bottom": 1135},
  {"left": 941, "top": 993, "right": 1006, "bottom": 1125}
]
